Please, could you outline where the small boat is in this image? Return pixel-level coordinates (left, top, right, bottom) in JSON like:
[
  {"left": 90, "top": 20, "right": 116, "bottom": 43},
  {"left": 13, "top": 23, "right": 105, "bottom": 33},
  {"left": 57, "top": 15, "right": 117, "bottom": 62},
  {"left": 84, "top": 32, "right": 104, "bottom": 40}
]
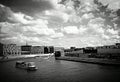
[{"left": 16, "top": 61, "right": 38, "bottom": 71}]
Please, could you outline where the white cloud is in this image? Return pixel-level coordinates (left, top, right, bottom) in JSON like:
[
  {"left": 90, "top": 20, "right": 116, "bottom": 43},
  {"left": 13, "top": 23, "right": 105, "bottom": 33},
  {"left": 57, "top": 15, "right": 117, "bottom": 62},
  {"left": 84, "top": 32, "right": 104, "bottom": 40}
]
[
  {"left": 79, "top": 25, "right": 88, "bottom": 34},
  {"left": 62, "top": 26, "right": 79, "bottom": 34},
  {"left": 44, "top": 0, "right": 81, "bottom": 23},
  {"left": 8, "top": 12, "right": 33, "bottom": 24},
  {"left": 89, "top": 17, "right": 105, "bottom": 25},
  {"left": 86, "top": 17, "right": 119, "bottom": 40},
  {"left": 0, "top": 13, "right": 56, "bottom": 44},
  {"left": 45, "top": 10, "right": 70, "bottom": 23},
  {"left": 81, "top": 13, "right": 94, "bottom": 19},
  {"left": 50, "top": 32, "right": 64, "bottom": 38},
  {"left": 80, "top": 0, "right": 94, "bottom": 13},
  {"left": 24, "top": 26, "right": 55, "bottom": 36},
  {"left": 106, "top": 28, "right": 118, "bottom": 35}
]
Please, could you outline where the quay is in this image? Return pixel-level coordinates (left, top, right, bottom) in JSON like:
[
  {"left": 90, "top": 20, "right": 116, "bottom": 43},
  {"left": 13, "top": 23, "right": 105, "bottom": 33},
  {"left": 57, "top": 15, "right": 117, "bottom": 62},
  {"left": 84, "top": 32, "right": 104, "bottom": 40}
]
[
  {"left": 0, "top": 54, "right": 53, "bottom": 62},
  {"left": 56, "top": 56, "right": 120, "bottom": 66},
  {"left": 0, "top": 55, "right": 38, "bottom": 62}
]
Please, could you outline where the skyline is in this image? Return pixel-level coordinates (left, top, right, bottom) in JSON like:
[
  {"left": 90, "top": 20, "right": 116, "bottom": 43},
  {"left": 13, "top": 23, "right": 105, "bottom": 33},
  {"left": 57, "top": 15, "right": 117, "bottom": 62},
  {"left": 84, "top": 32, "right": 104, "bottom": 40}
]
[{"left": 0, "top": 0, "right": 120, "bottom": 48}]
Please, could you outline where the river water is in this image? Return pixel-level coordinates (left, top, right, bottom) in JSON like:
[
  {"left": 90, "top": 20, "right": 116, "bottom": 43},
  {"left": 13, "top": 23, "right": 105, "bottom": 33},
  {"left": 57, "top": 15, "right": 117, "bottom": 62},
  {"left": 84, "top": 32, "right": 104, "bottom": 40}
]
[{"left": 0, "top": 57, "right": 120, "bottom": 82}]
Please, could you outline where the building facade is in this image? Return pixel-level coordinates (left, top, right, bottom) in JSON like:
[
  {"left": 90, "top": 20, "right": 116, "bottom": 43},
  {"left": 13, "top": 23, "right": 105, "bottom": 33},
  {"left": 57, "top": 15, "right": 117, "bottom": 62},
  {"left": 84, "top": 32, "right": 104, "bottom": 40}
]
[
  {"left": 63, "top": 43, "right": 120, "bottom": 59},
  {"left": 89, "top": 43, "right": 120, "bottom": 59},
  {"left": 0, "top": 43, "right": 4, "bottom": 56},
  {"left": 49, "top": 46, "right": 54, "bottom": 53},
  {"left": 64, "top": 47, "right": 84, "bottom": 57},
  {"left": 31, "top": 46, "right": 44, "bottom": 54},
  {"left": 54, "top": 47, "right": 64, "bottom": 56},
  {"left": 1, "top": 43, "right": 21, "bottom": 56},
  {"left": 21, "top": 45, "right": 32, "bottom": 55},
  {"left": 44, "top": 46, "right": 54, "bottom": 54}
]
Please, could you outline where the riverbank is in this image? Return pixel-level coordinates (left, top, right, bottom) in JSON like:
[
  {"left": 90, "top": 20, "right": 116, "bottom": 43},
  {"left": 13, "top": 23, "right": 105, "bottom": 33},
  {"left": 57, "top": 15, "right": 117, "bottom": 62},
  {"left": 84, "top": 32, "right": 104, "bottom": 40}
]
[
  {"left": 56, "top": 56, "right": 120, "bottom": 66},
  {"left": 0, "top": 55, "right": 38, "bottom": 62},
  {"left": 0, "top": 54, "right": 53, "bottom": 62}
]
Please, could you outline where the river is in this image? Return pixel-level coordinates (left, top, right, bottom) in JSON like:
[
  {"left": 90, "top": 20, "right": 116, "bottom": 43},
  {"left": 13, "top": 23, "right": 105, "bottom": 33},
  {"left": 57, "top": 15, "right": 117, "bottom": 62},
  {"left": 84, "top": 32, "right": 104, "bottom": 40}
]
[{"left": 0, "top": 57, "right": 120, "bottom": 82}]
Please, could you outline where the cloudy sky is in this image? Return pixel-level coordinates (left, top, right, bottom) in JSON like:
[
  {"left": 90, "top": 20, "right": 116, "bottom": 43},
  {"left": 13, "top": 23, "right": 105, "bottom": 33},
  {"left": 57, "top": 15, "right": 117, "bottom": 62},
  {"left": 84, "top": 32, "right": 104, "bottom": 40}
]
[{"left": 0, "top": 0, "right": 120, "bottom": 48}]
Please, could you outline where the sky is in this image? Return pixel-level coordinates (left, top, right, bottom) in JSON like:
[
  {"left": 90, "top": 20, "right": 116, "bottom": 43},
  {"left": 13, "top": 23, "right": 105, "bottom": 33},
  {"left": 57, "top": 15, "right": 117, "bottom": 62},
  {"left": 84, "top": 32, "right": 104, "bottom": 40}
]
[{"left": 0, "top": 0, "right": 120, "bottom": 48}]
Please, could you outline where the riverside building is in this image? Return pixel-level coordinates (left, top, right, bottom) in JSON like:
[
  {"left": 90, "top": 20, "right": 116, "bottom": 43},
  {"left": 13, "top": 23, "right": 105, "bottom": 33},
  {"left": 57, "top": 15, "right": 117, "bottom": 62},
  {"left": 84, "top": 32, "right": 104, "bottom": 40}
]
[
  {"left": 0, "top": 43, "right": 21, "bottom": 56},
  {"left": 21, "top": 45, "right": 32, "bottom": 55},
  {"left": 94, "top": 43, "right": 120, "bottom": 59},
  {"left": 31, "top": 46, "right": 44, "bottom": 54},
  {"left": 63, "top": 43, "right": 120, "bottom": 59},
  {"left": 54, "top": 47, "right": 64, "bottom": 57},
  {"left": 64, "top": 47, "right": 84, "bottom": 57},
  {"left": 44, "top": 46, "right": 54, "bottom": 54}
]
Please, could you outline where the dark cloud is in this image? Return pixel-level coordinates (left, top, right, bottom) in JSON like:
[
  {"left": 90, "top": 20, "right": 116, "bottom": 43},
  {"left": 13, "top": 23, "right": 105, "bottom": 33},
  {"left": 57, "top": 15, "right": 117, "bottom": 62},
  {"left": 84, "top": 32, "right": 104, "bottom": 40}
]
[
  {"left": 0, "top": 5, "right": 25, "bottom": 23},
  {"left": 115, "top": 9, "right": 120, "bottom": 28},
  {"left": 0, "top": 0, "right": 53, "bottom": 15},
  {"left": 92, "top": 0, "right": 120, "bottom": 28},
  {"left": 0, "top": 5, "right": 15, "bottom": 22}
]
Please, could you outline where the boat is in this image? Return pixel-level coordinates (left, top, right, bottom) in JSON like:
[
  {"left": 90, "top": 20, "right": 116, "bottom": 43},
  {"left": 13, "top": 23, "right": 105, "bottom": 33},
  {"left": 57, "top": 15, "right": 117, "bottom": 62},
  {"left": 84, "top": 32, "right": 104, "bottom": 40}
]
[{"left": 16, "top": 61, "right": 38, "bottom": 71}]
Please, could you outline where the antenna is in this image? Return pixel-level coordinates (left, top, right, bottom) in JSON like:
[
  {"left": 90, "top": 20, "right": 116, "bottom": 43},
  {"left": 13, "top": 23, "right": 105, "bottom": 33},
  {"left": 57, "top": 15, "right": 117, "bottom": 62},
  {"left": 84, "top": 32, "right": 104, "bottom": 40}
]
[
  {"left": 26, "top": 41, "right": 28, "bottom": 45},
  {"left": 0, "top": 26, "right": 1, "bottom": 33}
]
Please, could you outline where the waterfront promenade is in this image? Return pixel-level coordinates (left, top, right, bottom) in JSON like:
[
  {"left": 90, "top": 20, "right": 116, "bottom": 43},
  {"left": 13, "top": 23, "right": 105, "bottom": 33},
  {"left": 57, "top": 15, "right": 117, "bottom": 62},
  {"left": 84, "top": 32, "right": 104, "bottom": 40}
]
[
  {"left": 56, "top": 56, "right": 120, "bottom": 66},
  {"left": 0, "top": 54, "right": 53, "bottom": 62}
]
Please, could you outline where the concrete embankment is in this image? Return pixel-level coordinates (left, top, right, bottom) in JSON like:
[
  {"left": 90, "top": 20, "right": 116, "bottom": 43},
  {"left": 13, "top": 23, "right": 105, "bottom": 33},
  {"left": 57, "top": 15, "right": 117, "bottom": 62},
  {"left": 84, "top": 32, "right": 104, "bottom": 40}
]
[
  {"left": 56, "top": 56, "right": 120, "bottom": 66},
  {"left": 0, "top": 54, "right": 54, "bottom": 62},
  {"left": 0, "top": 55, "right": 37, "bottom": 62}
]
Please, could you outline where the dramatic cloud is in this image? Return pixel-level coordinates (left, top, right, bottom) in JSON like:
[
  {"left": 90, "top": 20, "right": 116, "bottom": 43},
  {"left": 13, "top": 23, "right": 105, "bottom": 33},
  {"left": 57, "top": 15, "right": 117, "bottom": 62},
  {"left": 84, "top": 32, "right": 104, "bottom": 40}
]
[
  {"left": 0, "top": 0, "right": 53, "bottom": 15},
  {"left": 0, "top": 0, "right": 120, "bottom": 48},
  {"left": 98, "top": 0, "right": 120, "bottom": 10},
  {"left": 0, "top": 4, "right": 62, "bottom": 45}
]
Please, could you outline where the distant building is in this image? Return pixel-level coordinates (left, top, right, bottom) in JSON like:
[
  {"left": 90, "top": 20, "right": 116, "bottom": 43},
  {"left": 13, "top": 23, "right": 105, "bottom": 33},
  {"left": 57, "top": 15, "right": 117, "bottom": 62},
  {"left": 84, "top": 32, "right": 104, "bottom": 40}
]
[
  {"left": 64, "top": 47, "right": 84, "bottom": 57},
  {"left": 44, "top": 46, "right": 49, "bottom": 54},
  {"left": 31, "top": 46, "right": 44, "bottom": 54},
  {"left": 90, "top": 43, "right": 120, "bottom": 59},
  {"left": 96, "top": 44, "right": 120, "bottom": 54},
  {"left": 54, "top": 51, "right": 61, "bottom": 58},
  {"left": 70, "top": 47, "right": 76, "bottom": 50},
  {"left": 54, "top": 47, "right": 64, "bottom": 51},
  {"left": 49, "top": 46, "right": 54, "bottom": 53},
  {"left": 21, "top": 45, "right": 32, "bottom": 55},
  {"left": 0, "top": 43, "right": 4, "bottom": 56},
  {"left": 43, "top": 46, "right": 54, "bottom": 54},
  {"left": 54, "top": 47, "right": 64, "bottom": 56},
  {"left": 83, "top": 47, "right": 97, "bottom": 53},
  {"left": 115, "top": 43, "right": 120, "bottom": 48}
]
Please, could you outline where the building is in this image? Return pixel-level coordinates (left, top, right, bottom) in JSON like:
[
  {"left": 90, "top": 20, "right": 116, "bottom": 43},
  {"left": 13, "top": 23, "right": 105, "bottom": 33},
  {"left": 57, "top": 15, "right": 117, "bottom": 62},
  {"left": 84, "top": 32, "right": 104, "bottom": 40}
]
[
  {"left": 44, "top": 46, "right": 54, "bottom": 54},
  {"left": 115, "top": 43, "right": 120, "bottom": 48},
  {"left": 97, "top": 44, "right": 120, "bottom": 54},
  {"left": 54, "top": 47, "right": 64, "bottom": 56},
  {"left": 64, "top": 47, "right": 84, "bottom": 57},
  {"left": 49, "top": 46, "right": 54, "bottom": 53},
  {"left": 0, "top": 43, "right": 4, "bottom": 56},
  {"left": 31, "top": 46, "right": 44, "bottom": 54},
  {"left": 83, "top": 47, "right": 97, "bottom": 53},
  {"left": 44, "top": 46, "right": 49, "bottom": 54},
  {"left": 90, "top": 43, "right": 120, "bottom": 59},
  {"left": 21, "top": 45, "right": 32, "bottom": 55},
  {"left": 0, "top": 43, "right": 21, "bottom": 56},
  {"left": 54, "top": 47, "right": 64, "bottom": 51}
]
